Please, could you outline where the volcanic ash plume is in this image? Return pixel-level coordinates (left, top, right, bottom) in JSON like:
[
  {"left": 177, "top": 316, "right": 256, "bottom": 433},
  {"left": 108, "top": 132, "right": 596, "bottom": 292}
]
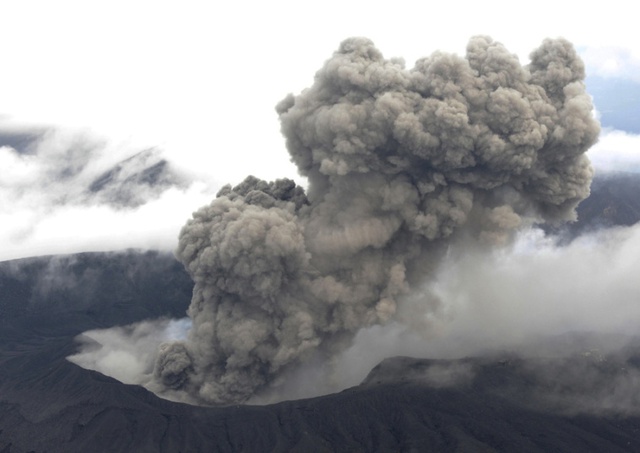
[{"left": 154, "top": 36, "right": 599, "bottom": 404}]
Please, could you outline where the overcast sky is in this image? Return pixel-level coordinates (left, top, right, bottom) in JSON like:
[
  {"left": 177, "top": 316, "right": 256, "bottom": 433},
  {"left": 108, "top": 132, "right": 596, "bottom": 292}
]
[{"left": 1, "top": 0, "right": 639, "bottom": 261}]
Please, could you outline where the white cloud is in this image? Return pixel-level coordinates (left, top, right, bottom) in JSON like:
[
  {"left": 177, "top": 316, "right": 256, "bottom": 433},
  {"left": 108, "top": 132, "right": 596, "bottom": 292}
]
[
  {"left": 588, "top": 129, "right": 640, "bottom": 174},
  {"left": 582, "top": 46, "right": 640, "bottom": 82},
  {"left": 0, "top": 182, "right": 214, "bottom": 261},
  {"left": 0, "top": 122, "right": 219, "bottom": 261}
]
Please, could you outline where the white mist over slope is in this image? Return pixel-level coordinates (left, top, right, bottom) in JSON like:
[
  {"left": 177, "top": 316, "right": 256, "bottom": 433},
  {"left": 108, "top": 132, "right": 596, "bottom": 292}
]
[
  {"left": 0, "top": 122, "right": 217, "bottom": 261},
  {"left": 335, "top": 224, "right": 640, "bottom": 383}
]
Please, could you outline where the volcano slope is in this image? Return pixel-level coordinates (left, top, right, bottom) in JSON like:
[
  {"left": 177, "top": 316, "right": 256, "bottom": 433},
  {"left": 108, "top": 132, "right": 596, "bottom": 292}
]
[{"left": 1, "top": 174, "right": 640, "bottom": 452}]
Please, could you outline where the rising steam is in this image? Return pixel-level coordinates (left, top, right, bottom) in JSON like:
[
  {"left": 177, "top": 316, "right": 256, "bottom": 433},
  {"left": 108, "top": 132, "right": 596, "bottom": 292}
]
[{"left": 154, "top": 36, "right": 599, "bottom": 404}]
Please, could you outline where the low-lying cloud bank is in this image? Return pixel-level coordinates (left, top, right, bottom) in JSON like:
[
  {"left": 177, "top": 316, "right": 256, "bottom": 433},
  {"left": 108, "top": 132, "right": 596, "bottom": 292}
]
[
  {"left": 0, "top": 121, "right": 216, "bottom": 261},
  {"left": 588, "top": 129, "right": 640, "bottom": 173},
  {"left": 340, "top": 224, "right": 640, "bottom": 369}
]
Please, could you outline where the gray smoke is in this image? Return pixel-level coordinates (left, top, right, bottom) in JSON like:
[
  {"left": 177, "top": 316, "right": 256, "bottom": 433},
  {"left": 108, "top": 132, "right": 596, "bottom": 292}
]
[{"left": 154, "top": 36, "right": 599, "bottom": 404}]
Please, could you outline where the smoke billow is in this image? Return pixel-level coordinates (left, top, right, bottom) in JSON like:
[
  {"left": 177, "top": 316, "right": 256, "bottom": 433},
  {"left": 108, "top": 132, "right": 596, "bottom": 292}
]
[{"left": 154, "top": 36, "right": 599, "bottom": 404}]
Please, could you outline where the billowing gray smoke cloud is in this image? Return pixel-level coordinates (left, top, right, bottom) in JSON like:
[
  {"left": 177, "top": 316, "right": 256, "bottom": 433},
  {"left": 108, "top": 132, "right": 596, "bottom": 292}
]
[{"left": 154, "top": 36, "right": 599, "bottom": 404}]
